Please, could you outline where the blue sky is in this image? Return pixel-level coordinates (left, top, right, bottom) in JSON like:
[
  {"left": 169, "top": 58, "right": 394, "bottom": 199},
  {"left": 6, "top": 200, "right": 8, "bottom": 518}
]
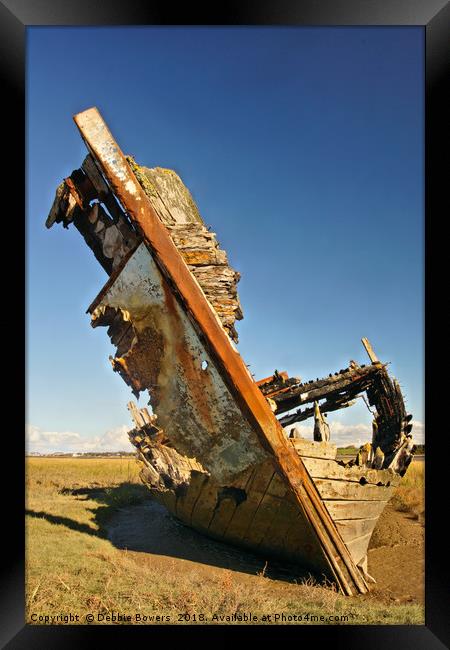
[{"left": 26, "top": 26, "right": 424, "bottom": 451}]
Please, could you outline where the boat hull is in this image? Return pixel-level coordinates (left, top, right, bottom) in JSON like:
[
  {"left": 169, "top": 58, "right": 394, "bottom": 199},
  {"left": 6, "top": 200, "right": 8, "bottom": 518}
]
[
  {"left": 131, "top": 433, "right": 400, "bottom": 584},
  {"left": 46, "top": 108, "right": 413, "bottom": 596}
]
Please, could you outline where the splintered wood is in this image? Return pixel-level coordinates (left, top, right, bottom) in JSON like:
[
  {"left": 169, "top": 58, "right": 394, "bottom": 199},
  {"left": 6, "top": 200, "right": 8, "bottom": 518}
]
[
  {"left": 46, "top": 153, "right": 243, "bottom": 343},
  {"left": 127, "top": 157, "right": 243, "bottom": 342}
]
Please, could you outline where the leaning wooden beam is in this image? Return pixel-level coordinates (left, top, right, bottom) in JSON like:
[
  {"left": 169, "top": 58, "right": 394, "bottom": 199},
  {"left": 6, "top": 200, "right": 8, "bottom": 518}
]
[
  {"left": 313, "top": 402, "right": 330, "bottom": 442},
  {"left": 279, "top": 398, "right": 357, "bottom": 427},
  {"left": 272, "top": 364, "right": 383, "bottom": 414},
  {"left": 74, "top": 107, "right": 368, "bottom": 596},
  {"left": 127, "top": 401, "right": 146, "bottom": 429},
  {"left": 361, "top": 337, "right": 379, "bottom": 364}
]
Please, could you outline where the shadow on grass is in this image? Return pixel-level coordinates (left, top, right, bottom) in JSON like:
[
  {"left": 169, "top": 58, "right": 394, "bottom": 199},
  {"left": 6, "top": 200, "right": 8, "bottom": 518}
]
[
  {"left": 26, "top": 482, "right": 326, "bottom": 586},
  {"left": 25, "top": 510, "right": 100, "bottom": 536},
  {"left": 26, "top": 482, "right": 148, "bottom": 537}
]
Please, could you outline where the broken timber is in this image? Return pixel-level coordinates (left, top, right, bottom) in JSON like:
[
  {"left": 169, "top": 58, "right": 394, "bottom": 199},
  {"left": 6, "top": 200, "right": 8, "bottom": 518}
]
[{"left": 46, "top": 106, "right": 415, "bottom": 596}]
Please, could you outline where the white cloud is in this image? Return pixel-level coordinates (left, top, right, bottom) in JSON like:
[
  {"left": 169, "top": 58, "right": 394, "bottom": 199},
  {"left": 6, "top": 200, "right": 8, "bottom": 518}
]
[
  {"left": 284, "top": 420, "right": 371, "bottom": 447},
  {"left": 410, "top": 420, "right": 425, "bottom": 444},
  {"left": 26, "top": 416, "right": 425, "bottom": 454},
  {"left": 25, "top": 424, "right": 132, "bottom": 454}
]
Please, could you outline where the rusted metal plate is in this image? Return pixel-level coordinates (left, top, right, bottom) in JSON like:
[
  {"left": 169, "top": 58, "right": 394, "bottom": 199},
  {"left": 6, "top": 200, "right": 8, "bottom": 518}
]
[
  {"left": 74, "top": 106, "right": 368, "bottom": 596},
  {"left": 90, "top": 242, "right": 267, "bottom": 483}
]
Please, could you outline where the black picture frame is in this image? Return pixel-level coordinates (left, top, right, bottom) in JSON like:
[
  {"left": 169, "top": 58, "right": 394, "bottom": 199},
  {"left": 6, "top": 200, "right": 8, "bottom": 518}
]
[{"left": 6, "top": 0, "right": 449, "bottom": 646}]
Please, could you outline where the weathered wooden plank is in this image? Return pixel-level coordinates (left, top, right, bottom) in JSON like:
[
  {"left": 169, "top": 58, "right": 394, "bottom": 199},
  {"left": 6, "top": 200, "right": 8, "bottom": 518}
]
[
  {"left": 323, "top": 499, "right": 388, "bottom": 521},
  {"left": 361, "top": 337, "right": 379, "bottom": 364},
  {"left": 280, "top": 396, "right": 356, "bottom": 427},
  {"left": 139, "top": 463, "right": 160, "bottom": 487},
  {"left": 223, "top": 462, "right": 276, "bottom": 543},
  {"left": 71, "top": 200, "right": 136, "bottom": 274},
  {"left": 207, "top": 467, "right": 254, "bottom": 537},
  {"left": 314, "top": 479, "right": 396, "bottom": 502},
  {"left": 335, "top": 517, "right": 379, "bottom": 544},
  {"left": 107, "top": 309, "right": 131, "bottom": 347},
  {"left": 266, "top": 471, "right": 289, "bottom": 498},
  {"left": 82, "top": 153, "right": 110, "bottom": 199},
  {"left": 273, "top": 364, "right": 381, "bottom": 414},
  {"left": 290, "top": 438, "right": 337, "bottom": 460},
  {"left": 190, "top": 478, "right": 221, "bottom": 532},
  {"left": 180, "top": 248, "right": 228, "bottom": 266},
  {"left": 241, "top": 471, "right": 288, "bottom": 546},
  {"left": 82, "top": 154, "right": 134, "bottom": 240},
  {"left": 207, "top": 497, "right": 239, "bottom": 538},
  {"left": 45, "top": 181, "right": 71, "bottom": 228},
  {"left": 90, "top": 243, "right": 269, "bottom": 483},
  {"left": 159, "top": 488, "right": 177, "bottom": 514},
  {"left": 257, "top": 497, "right": 302, "bottom": 555},
  {"left": 175, "top": 470, "right": 209, "bottom": 524},
  {"left": 345, "top": 532, "right": 372, "bottom": 565},
  {"left": 140, "top": 407, "right": 153, "bottom": 425},
  {"left": 313, "top": 401, "right": 330, "bottom": 442},
  {"left": 281, "top": 508, "right": 330, "bottom": 574},
  {"left": 127, "top": 158, "right": 243, "bottom": 343},
  {"left": 127, "top": 401, "right": 146, "bottom": 428},
  {"left": 242, "top": 494, "right": 283, "bottom": 547},
  {"left": 301, "top": 457, "right": 399, "bottom": 486}
]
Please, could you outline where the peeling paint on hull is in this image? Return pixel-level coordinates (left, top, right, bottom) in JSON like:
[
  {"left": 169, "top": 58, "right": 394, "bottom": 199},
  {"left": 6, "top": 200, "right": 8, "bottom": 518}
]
[{"left": 91, "top": 242, "right": 267, "bottom": 483}]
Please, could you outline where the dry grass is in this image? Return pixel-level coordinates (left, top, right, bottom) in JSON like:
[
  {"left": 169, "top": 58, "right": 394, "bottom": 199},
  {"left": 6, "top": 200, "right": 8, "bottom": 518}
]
[
  {"left": 391, "top": 461, "right": 424, "bottom": 522},
  {"left": 26, "top": 458, "right": 424, "bottom": 625}
]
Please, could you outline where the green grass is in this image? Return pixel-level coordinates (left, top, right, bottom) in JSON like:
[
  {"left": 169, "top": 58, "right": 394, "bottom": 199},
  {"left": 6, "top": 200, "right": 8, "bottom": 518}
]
[
  {"left": 336, "top": 446, "right": 359, "bottom": 456},
  {"left": 26, "top": 458, "right": 424, "bottom": 625}
]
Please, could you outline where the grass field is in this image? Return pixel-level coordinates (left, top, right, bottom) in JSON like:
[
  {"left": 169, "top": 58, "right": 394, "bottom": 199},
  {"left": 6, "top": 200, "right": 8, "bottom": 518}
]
[
  {"left": 25, "top": 457, "right": 424, "bottom": 625},
  {"left": 391, "top": 461, "right": 425, "bottom": 522}
]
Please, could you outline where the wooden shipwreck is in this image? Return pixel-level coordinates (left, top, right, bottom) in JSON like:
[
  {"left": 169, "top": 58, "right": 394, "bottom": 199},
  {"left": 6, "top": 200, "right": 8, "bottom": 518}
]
[{"left": 46, "top": 107, "right": 416, "bottom": 596}]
